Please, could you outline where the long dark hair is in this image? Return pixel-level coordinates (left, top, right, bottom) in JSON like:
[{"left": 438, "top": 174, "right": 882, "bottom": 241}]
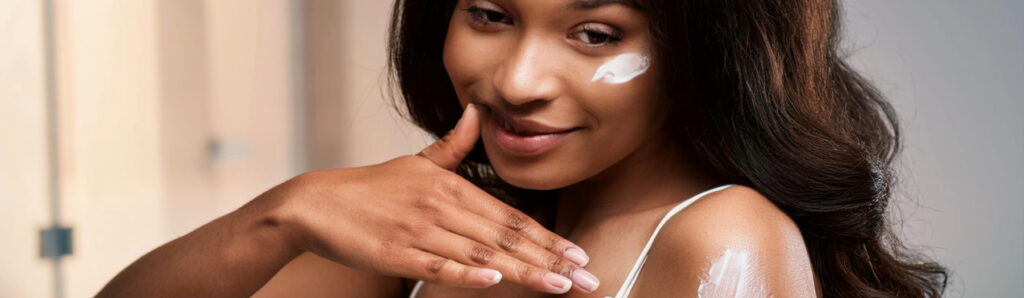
[{"left": 387, "top": 0, "right": 948, "bottom": 296}]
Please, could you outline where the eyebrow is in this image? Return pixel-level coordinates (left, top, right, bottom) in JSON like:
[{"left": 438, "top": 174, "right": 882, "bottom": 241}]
[{"left": 568, "top": 0, "right": 643, "bottom": 10}]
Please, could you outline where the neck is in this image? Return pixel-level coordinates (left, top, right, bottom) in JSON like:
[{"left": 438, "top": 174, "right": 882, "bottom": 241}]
[{"left": 553, "top": 139, "right": 721, "bottom": 236}]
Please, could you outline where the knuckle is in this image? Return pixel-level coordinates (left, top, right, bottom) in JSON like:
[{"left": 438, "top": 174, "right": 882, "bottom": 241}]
[
  {"left": 440, "top": 132, "right": 456, "bottom": 145},
  {"left": 439, "top": 135, "right": 463, "bottom": 157},
  {"left": 503, "top": 209, "right": 529, "bottom": 232},
  {"left": 422, "top": 141, "right": 445, "bottom": 157},
  {"left": 427, "top": 257, "right": 450, "bottom": 276},
  {"left": 457, "top": 265, "right": 473, "bottom": 285},
  {"left": 514, "top": 263, "right": 535, "bottom": 283},
  {"left": 497, "top": 229, "right": 522, "bottom": 253},
  {"left": 545, "top": 235, "right": 561, "bottom": 251},
  {"left": 397, "top": 221, "right": 433, "bottom": 238},
  {"left": 424, "top": 135, "right": 460, "bottom": 162},
  {"left": 434, "top": 176, "right": 463, "bottom": 199},
  {"left": 414, "top": 195, "right": 445, "bottom": 212},
  {"left": 468, "top": 245, "right": 495, "bottom": 265},
  {"left": 545, "top": 253, "right": 570, "bottom": 275}
]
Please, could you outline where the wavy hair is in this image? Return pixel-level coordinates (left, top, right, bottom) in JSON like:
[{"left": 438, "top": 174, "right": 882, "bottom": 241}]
[{"left": 387, "top": 0, "right": 948, "bottom": 296}]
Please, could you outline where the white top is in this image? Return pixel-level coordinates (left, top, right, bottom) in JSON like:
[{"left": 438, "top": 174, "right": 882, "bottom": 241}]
[{"left": 409, "top": 184, "right": 736, "bottom": 298}]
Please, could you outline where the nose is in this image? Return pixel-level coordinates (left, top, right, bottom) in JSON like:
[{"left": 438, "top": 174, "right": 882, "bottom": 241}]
[{"left": 491, "top": 35, "right": 563, "bottom": 106}]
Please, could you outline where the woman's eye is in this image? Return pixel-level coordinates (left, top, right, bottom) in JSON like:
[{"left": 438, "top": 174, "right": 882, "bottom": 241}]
[
  {"left": 570, "top": 25, "right": 622, "bottom": 47},
  {"left": 466, "top": 6, "right": 513, "bottom": 26}
]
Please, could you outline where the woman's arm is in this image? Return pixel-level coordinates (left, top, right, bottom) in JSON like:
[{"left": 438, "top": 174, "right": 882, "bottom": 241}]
[
  {"left": 98, "top": 104, "right": 596, "bottom": 297},
  {"left": 253, "top": 252, "right": 406, "bottom": 298},
  {"left": 97, "top": 196, "right": 303, "bottom": 297},
  {"left": 629, "top": 185, "right": 817, "bottom": 298}
]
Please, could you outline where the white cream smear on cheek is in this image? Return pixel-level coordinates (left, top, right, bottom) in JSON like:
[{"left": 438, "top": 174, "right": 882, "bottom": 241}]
[
  {"left": 697, "top": 249, "right": 768, "bottom": 298},
  {"left": 591, "top": 52, "right": 650, "bottom": 84}
]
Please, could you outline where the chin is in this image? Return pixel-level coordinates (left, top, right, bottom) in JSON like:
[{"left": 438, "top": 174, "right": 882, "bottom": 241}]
[{"left": 487, "top": 156, "right": 585, "bottom": 191}]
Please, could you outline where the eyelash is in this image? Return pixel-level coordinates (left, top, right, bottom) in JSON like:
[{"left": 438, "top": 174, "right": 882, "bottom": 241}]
[
  {"left": 570, "top": 24, "right": 623, "bottom": 47},
  {"left": 464, "top": 5, "right": 623, "bottom": 48},
  {"left": 464, "top": 6, "right": 513, "bottom": 26}
]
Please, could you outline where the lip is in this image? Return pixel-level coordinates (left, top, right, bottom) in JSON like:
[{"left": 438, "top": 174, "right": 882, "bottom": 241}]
[{"left": 481, "top": 105, "right": 580, "bottom": 156}]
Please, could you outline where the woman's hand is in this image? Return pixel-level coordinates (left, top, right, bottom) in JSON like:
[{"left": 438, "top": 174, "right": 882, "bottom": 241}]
[{"left": 254, "top": 104, "right": 599, "bottom": 294}]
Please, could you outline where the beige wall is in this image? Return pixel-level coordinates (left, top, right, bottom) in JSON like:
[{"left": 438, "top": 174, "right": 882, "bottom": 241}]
[
  {"left": 1, "top": 0, "right": 305, "bottom": 297},
  {"left": 305, "top": 0, "right": 433, "bottom": 169},
  {"left": 0, "top": 1, "right": 53, "bottom": 297},
  {"left": 204, "top": 0, "right": 300, "bottom": 213},
  {"left": 54, "top": 0, "right": 166, "bottom": 296},
  {"left": 0, "top": 0, "right": 430, "bottom": 297}
]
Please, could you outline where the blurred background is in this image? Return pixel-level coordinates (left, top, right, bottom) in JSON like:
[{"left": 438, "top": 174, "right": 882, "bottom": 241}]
[{"left": 0, "top": 0, "right": 1020, "bottom": 297}]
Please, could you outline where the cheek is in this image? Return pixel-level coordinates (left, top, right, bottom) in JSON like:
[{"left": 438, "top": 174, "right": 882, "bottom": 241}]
[
  {"left": 580, "top": 63, "right": 662, "bottom": 137},
  {"left": 443, "top": 25, "right": 504, "bottom": 105},
  {"left": 573, "top": 61, "right": 663, "bottom": 163}
]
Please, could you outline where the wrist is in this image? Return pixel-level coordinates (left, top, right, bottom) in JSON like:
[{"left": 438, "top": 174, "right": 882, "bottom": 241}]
[
  {"left": 245, "top": 206, "right": 305, "bottom": 260},
  {"left": 230, "top": 183, "right": 308, "bottom": 263}
]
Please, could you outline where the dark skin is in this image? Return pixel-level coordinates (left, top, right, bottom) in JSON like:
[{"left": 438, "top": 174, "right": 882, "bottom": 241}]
[
  {"left": 99, "top": 0, "right": 817, "bottom": 296},
  {"left": 99, "top": 106, "right": 598, "bottom": 297},
  {"left": 420, "top": 0, "right": 816, "bottom": 295}
]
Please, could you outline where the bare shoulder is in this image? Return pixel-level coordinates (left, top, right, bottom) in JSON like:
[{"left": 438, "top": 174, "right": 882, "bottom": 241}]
[
  {"left": 664, "top": 184, "right": 805, "bottom": 248},
  {"left": 628, "top": 185, "right": 817, "bottom": 297}
]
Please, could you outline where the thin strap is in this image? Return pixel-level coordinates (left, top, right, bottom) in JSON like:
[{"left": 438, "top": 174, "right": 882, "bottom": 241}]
[
  {"left": 608, "top": 184, "right": 735, "bottom": 298},
  {"left": 409, "top": 280, "right": 425, "bottom": 298}
]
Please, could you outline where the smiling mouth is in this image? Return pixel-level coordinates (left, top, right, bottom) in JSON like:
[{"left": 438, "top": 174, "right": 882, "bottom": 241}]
[
  {"left": 480, "top": 104, "right": 580, "bottom": 135},
  {"left": 479, "top": 104, "right": 581, "bottom": 156}
]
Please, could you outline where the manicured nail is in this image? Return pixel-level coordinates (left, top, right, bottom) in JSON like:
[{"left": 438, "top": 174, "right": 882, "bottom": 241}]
[
  {"left": 564, "top": 246, "right": 590, "bottom": 266},
  {"left": 543, "top": 272, "right": 572, "bottom": 293},
  {"left": 478, "top": 268, "right": 502, "bottom": 284},
  {"left": 571, "top": 268, "right": 600, "bottom": 292}
]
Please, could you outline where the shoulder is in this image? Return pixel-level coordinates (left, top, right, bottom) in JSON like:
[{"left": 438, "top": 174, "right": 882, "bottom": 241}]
[
  {"left": 661, "top": 184, "right": 804, "bottom": 251},
  {"left": 628, "top": 185, "right": 817, "bottom": 297}
]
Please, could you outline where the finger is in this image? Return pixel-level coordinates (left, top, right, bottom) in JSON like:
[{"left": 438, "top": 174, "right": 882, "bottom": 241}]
[
  {"left": 416, "top": 228, "right": 577, "bottom": 294},
  {"left": 417, "top": 103, "right": 480, "bottom": 171},
  {"left": 434, "top": 203, "right": 601, "bottom": 292},
  {"left": 400, "top": 247, "right": 503, "bottom": 289},
  {"left": 446, "top": 178, "right": 591, "bottom": 266}
]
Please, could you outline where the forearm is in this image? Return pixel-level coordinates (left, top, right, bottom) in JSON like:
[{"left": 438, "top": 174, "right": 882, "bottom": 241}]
[{"left": 97, "top": 205, "right": 303, "bottom": 297}]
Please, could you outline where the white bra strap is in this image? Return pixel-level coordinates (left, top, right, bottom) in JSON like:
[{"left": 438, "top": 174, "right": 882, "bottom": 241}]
[
  {"left": 409, "top": 280, "right": 425, "bottom": 298},
  {"left": 608, "top": 184, "right": 735, "bottom": 298}
]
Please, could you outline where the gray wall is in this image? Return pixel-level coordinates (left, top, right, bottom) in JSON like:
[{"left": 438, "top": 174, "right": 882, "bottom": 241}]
[{"left": 843, "top": 1, "right": 1023, "bottom": 296}]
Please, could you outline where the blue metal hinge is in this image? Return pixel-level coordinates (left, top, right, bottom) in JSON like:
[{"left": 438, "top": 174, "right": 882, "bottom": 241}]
[{"left": 39, "top": 226, "right": 73, "bottom": 259}]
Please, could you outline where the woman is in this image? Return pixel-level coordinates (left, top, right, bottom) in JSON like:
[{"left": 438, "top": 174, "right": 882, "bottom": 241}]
[{"left": 100, "top": 0, "right": 947, "bottom": 297}]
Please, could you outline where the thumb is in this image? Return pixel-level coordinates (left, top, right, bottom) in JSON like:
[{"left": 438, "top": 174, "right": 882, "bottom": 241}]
[{"left": 417, "top": 103, "right": 480, "bottom": 171}]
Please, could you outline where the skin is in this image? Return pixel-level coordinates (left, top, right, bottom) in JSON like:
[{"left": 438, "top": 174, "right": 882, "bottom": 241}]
[
  {"left": 417, "top": 0, "right": 818, "bottom": 297},
  {"left": 98, "top": 0, "right": 817, "bottom": 297},
  {"left": 99, "top": 106, "right": 596, "bottom": 297}
]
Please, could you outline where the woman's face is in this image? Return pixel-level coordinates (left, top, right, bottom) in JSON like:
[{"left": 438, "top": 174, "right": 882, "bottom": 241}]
[{"left": 443, "top": 0, "right": 663, "bottom": 190}]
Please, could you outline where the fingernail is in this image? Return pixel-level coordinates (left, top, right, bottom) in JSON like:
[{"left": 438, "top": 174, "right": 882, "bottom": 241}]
[
  {"left": 565, "top": 246, "right": 589, "bottom": 268},
  {"left": 571, "top": 268, "right": 600, "bottom": 292},
  {"left": 564, "top": 247, "right": 590, "bottom": 266},
  {"left": 478, "top": 268, "right": 502, "bottom": 284},
  {"left": 543, "top": 272, "right": 572, "bottom": 293},
  {"left": 453, "top": 103, "right": 476, "bottom": 134}
]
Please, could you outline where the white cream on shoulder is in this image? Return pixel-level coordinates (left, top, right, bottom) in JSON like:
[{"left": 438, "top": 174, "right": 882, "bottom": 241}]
[{"left": 697, "top": 249, "right": 767, "bottom": 298}]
